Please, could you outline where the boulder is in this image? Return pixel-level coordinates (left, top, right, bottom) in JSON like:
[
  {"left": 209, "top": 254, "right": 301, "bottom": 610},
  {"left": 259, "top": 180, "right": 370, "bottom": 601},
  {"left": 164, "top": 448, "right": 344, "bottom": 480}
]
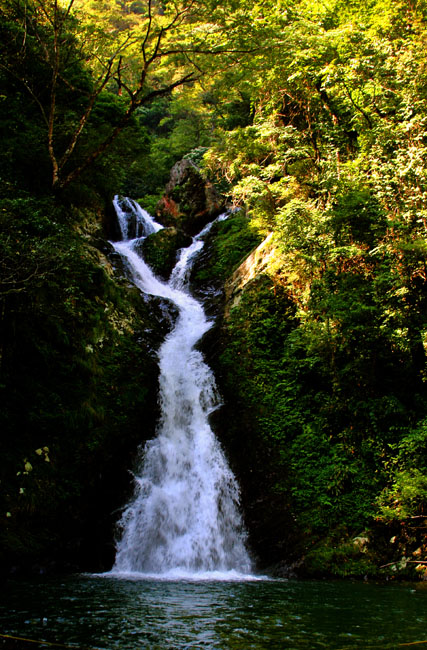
[
  {"left": 156, "top": 159, "right": 224, "bottom": 236},
  {"left": 137, "top": 227, "right": 192, "bottom": 280}
]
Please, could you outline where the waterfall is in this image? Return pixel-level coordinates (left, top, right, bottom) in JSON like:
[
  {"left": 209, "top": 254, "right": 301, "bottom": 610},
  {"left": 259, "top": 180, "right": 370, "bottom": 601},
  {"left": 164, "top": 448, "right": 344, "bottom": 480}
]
[{"left": 110, "top": 196, "right": 252, "bottom": 579}]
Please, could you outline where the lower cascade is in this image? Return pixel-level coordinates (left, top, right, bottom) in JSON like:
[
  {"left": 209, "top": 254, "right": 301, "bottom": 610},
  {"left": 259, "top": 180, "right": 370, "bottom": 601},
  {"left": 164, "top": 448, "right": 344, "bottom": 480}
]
[{"left": 110, "top": 196, "right": 252, "bottom": 578}]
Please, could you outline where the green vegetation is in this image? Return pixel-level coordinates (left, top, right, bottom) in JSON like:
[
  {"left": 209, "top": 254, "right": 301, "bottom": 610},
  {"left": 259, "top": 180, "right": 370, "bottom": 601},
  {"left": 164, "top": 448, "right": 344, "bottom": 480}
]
[
  {"left": 203, "top": 0, "right": 427, "bottom": 577},
  {"left": 0, "top": 195, "right": 164, "bottom": 570},
  {"left": 0, "top": 0, "right": 426, "bottom": 577},
  {"left": 141, "top": 227, "right": 191, "bottom": 278},
  {"left": 192, "top": 214, "right": 263, "bottom": 286}
]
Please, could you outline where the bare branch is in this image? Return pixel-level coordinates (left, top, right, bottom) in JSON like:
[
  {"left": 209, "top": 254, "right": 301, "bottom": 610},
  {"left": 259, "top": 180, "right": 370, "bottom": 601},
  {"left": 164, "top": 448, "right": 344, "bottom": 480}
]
[
  {"left": 146, "top": 25, "right": 165, "bottom": 67},
  {"left": 340, "top": 77, "right": 373, "bottom": 128},
  {"left": 144, "top": 0, "right": 197, "bottom": 68},
  {"left": 64, "top": 0, "right": 76, "bottom": 20},
  {"left": 141, "top": 0, "right": 153, "bottom": 63},
  {"left": 136, "top": 71, "right": 198, "bottom": 104},
  {"left": 182, "top": 50, "right": 204, "bottom": 75},
  {"left": 58, "top": 59, "right": 114, "bottom": 171},
  {"left": 46, "top": 0, "right": 63, "bottom": 186},
  {"left": 0, "top": 266, "right": 41, "bottom": 297},
  {"left": 163, "top": 0, "right": 197, "bottom": 33},
  {"left": 59, "top": 71, "right": 199, "bottom": 189},
  {"left": 32, "top": 0, "right": 54, "bottom": 28},
  {"left": 20, "top": 1, "right": 28, "bottom": 53},
  {"left": 149, "top": 45, "right": 260, "bottom": 57},
  {"left": 380, "top": 560, "right": 427, "bottom": 568},
  {"left": 115, "top": 77, "right": 135, "bottom": 100},
  {"left": 110, "top": 31, "right": 138, "bottom": 61},
  {"left": 30, "top": 14, "right": 51, "bottom": 63}
]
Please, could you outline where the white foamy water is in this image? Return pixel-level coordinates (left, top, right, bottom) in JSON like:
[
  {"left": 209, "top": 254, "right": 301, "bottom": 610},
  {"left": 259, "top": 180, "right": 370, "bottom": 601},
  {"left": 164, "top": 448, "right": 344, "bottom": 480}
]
[{"left": 110, "top": 196, "right": 252, "bottom": 580}]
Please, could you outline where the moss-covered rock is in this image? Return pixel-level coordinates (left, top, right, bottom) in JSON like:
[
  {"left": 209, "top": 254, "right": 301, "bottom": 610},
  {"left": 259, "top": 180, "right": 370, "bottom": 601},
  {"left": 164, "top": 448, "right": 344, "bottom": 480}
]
[
  {"left": 138, "top": 227, "right": 192, "bottom": 280},
  {"left": 301, "top": 529, "right": 380, "bottom": 579},
  {"left": 189, "top": 211, "right": 263, "bottom": 316},
  {"left": 156, "top": 159, "right": 224, "bottom": 236}
]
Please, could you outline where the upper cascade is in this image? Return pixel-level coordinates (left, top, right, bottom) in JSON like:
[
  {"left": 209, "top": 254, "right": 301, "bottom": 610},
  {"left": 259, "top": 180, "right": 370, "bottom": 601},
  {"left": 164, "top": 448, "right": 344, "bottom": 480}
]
[{"left": 113, "top": 195, "right": 163, "bottom": 241}]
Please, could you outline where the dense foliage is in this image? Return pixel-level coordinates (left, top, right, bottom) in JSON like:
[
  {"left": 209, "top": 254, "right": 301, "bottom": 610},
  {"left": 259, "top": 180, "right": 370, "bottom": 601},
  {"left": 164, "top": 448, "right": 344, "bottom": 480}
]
[
  {"left": 202, "top": 0, "right": 427, "bottom": 577},
  {"left": 0, "top": 0, "right": 168, "bottom": 570},
  {"left": 0, "top": 0, "right": 426, "bottom": 577}
]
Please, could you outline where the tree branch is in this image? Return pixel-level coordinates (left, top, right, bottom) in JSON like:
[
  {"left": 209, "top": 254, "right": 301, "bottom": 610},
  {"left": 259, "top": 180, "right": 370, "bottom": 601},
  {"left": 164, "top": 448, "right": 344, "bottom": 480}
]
[
  {"left": 58, "top": 59, "right": 115, "bottom": 172},
  {"left": 59, "top": 72, "right": 198, "bottom": 189},
  {"left": 141, "top": 0, "right": 153, "bottom": 63},
  {"left": 340, "top": 77, "right": 373, "bottom": 129},
  {"left": 380, "top": 560, "right": 427, "bottom": 568}
]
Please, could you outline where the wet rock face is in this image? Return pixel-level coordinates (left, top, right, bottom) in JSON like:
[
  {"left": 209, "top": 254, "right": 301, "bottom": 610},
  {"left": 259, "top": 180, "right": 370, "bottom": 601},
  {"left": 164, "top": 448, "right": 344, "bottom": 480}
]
[
  {"left": 156, "top": 159, "right": 224, "bottom": 236},
  {"left": 103, "top": 200, "right": 122, "bottom": 241}
]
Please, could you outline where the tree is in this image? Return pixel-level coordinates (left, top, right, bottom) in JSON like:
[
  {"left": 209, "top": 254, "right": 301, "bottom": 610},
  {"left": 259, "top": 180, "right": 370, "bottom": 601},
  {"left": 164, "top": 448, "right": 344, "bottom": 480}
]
[{"left": 0, "top": 0, "right": 203, "bottom": 189}]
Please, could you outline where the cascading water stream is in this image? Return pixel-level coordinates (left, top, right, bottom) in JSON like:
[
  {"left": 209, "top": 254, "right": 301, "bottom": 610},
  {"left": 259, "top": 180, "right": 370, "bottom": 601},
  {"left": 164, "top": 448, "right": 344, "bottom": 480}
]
[{"left": 110, "top": 196, "right": 252, "bottom": 579}]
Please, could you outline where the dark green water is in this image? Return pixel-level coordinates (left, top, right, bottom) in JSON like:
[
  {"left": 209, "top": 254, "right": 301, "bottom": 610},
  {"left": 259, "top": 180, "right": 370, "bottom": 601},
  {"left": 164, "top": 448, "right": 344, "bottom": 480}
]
[{"left": 1, "top": 575, "right": 426, "bottom": 649}]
